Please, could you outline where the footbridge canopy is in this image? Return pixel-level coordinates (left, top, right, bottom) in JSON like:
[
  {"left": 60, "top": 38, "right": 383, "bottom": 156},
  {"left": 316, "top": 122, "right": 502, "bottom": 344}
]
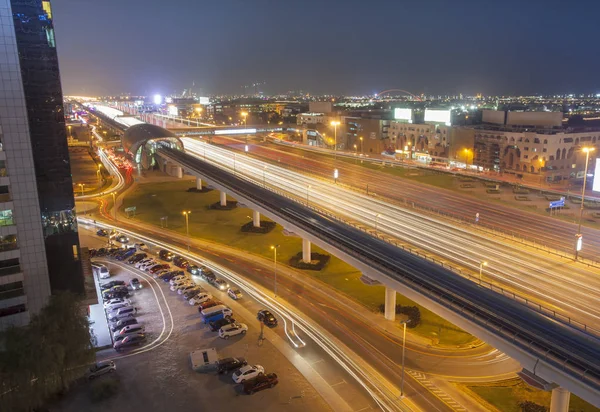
[{"left": 122, "top": 124, "right": 184, "bottom": 169}]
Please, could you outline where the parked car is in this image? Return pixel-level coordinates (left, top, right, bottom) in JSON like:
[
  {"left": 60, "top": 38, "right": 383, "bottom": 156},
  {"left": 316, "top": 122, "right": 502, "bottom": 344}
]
[
  {"left": 96, "top": 229, "right": 109, "bottom": 237},
  {"left": 100, "top": 280, "right": 126, "bottom": 290},
  {"left": 134, "top": 243, "right": 149, "bottom": 251},
  {"left": 107, "top": 306, "right": 137, "bottom": 322},
  {"left": 153, "top": 269, "right": 171, "bottom": 278},
  {"left": 127, "top": 253, "right": 147, "bottom": 264},
  {"left": 139, "top": 260, "right": 158, "bottom": 271},
  {"left": 116, "top": 248, "right": 137, "bottom": 261},
  {"left": 107, "top": 247, "right": 122, "bottom": 257},
  {"left": 257, "top": 309, "right": 278, "bottom": 327},
  {"left": 169, "top": 275, "right": 188, "bottom": 286},
  {"left": 188, "top": 292, "right": 211, "bottom": 305},
  {"left": 111, "top": 317, "right": 138, "bottom": 332},
  {"left": 218, "top": 323, "right": 248, "bottom": 339},
  {"left": 95, "top": 247, "right": 109, "bottom": 257},
  {"left": 243, "top": 373, "right": 278, "bottom": 394},
  {"left": 202, "top": 270, "right": 216, "bottom": 284},
  {"left": 102, "top": 290, "right": 130, "bottom": 301},
  {"left": 186, "top": 265, "right": 200, "bottom": 275},
  {"left": 113, "top": 324, "right": 145, "bottom": 341},
  {"left": 113, "top": 334, "right": 146, "bottom": 351},
  {"left": 135, "top": 258, "right": 154, "bottom": 269},
  {"left": 148, "top": 264, "right": 170, "bottom": 274},
  {"left": 227, "top": 288, "right": 242, "bottom": 300},
  {"left": 109, "top": 285, "right": 129, "bottom": 294},
  {"left": 92, "top": 263, "right": 110, "bottom": 279},
  {"left": 171, "top": 281, "right": 193, "bottom": 292},
  {"left": 114, "top": 234, "right": 129, "bottom": 244},
  {"left": 103, "top": 297, "right": 131, "bottom": 309},
  {"left": 209, "top": 317, "right": 236, "bottom": 332},
  {"left": 178, "top": 283, "right": 198, "bottom": 295},
  {"left": 173, "top": 256, "right": 190, "bottom": 268},
  {"left": 87, "top": 361, "right": 116, "bottom": 380},
  {"left": 130, "top": 278, "right": 142, "bottom": 290},
  {"left": 232, "top": 364, "right": 264, "bottom": 383},
  {"left": 214, "top": 279, "right": 229, "bottom": 291},
  {"left": 158, "top": 270, "right": 183, "bottom": 282},
  {"left": 197, "top": 299, "right": 220, "bottom": 311},
  {"left": 182, "top": 287, "right": 204, "bottom": 301},
  {"left": 158, "top": 249, "right": 174, "bottom": 261},
  {"left": 217, "top": 357, "right": 247, "bottom": 374},
  {"left": 104, "top": 301, "right": 130, "bottom": 312}
]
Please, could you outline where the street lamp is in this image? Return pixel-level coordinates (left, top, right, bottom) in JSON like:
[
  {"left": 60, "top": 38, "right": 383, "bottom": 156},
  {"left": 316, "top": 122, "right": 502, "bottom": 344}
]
[
  {"left": 78, "top": 183, "right": 85, "bottom": 196},
  {"left": 183, "top": 211, "right": 191, "bottom": 251},
  {"left": 111, "top": 192, "right": 117, "bottom": 222},
  {"left": 306, "top": 185, "right": 311, "bottom": 206},
  {"left": 333, "top": 168, "right": 339, "bottom": 184},
  {"left": 400, "top": 319, "right": 409, "bottom": 398},
  {"left": 68, "top": 125, "right": 72, "bottom": 138},
  {"left": 479, "top": 261, "right": 487, "bottom": 283},
  {"left": 464, "top": 148, "right": 471, "bottom": 167},
  {"left": 330, "top": 121, "right": 340, "bottom": 159},
  {"left": 241, "top": 111, "right": 248, "bottom": 128},
  {"left": 270, "top": 245, "right": 280, "bottom": 297},
  {"left": 359, "top": 136, "right": 364, "bottom": 154},
  {"left": 575, "top": 147, "right": 595, "bottom": 259}
]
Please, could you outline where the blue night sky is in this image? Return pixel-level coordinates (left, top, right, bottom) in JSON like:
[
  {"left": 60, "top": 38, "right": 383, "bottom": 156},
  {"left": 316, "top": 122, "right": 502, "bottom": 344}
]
[{"left": 52, "top": 0, "right": 600, "bottom": 96}]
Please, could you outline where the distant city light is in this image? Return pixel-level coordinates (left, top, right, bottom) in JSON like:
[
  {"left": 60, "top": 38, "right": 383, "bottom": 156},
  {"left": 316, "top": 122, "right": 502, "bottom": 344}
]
[{"left": 153, "top": 94, "right": 163, "bottom": 105}]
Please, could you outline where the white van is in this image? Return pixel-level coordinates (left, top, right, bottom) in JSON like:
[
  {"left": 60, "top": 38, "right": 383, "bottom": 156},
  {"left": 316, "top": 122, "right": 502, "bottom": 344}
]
[
  {"left": 92, "top": 263, "right": 110, "bottom": 279},
  {"left": 200, "top": 305, "right": 232, "bottom": 323}
]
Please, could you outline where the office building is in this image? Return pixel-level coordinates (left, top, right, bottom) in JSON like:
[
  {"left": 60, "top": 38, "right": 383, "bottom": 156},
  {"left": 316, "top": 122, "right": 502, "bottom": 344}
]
[{"left": 0, "top": 0, "right": 83, "bottom": 329}]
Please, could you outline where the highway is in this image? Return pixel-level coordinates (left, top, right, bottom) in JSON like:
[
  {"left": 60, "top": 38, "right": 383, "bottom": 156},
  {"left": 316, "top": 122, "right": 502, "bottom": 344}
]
[
  {"left": 219, "top": 136, "right": 600, "bottom": 262},
  {"left": 158, "top": 145, "right": 600, "bottom": 405},
  {"left": 180, "top": 138, "right": 600, "bottom": 336}
]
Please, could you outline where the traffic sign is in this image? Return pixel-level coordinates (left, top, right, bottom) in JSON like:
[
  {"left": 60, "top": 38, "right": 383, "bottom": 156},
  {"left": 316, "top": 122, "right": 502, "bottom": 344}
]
[{"left": 549, "top": 197, "right": 565, "bottom": 209}]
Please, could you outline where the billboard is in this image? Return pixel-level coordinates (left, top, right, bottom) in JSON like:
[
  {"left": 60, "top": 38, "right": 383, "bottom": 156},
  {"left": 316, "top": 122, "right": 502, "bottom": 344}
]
[
  {"left": 394, "top": 108, "right": 413, "bottom": 121},
  {"left": 593, "top": 158, "right": 600, "bottom": 192},
  {"left": 424, "top": 109, "right": 451, "bottom": 126}
]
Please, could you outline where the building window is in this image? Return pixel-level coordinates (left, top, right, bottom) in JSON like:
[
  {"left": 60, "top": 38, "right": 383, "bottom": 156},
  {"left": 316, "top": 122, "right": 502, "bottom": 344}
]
[
  {"left": 0, "top": 281, "right": 24, "bottom": 301},
  {"left": 0, "top": 235, "right": 17, "bottom": 253},
  {"left": 524, "top": 147, "right": 529, "bottom": 151},
  {"left": 0, "top": 258, "right": 21, "bottom": 277},
  {"left": 524, "top": 155, "right": 529, "bottom": 159},
  {"left": 0, "top": 304, "right": 26, "bottom": 318},
  {"left": 0, "top": 210, "right": 13, "bottom": 226}
]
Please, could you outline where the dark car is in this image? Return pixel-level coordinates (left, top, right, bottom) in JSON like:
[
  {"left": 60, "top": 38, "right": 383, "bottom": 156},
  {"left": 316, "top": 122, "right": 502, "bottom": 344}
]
[
  {"left": 127, "top": 253, "right": 147, "bottom": 264},
  {"left": 97, "top": 229, "right": 109, "bottom": 237},
  {"left": 209, "top": 317, "right": 236, "bottom": 332},
  {"left": 113, "top": 333, "right": 146, "bottom": 351},
  {"left": 173, "top": 256, "right": 189, "bottom": 268},
  {"left": 148, "top": 264, "right": 170, "bottom": 274},
  {"left": 103, "top": 290, "right": 130, "bottom": 301},
  {"left": 217, "top": 357, "right": 247, "bottom": 374},
  {"left": 200, "top": 267, "right": 214, "bottom": 280},
  {"left": 107, "top": 247, "right": 122, "bottom": 257},
  {"left": 111, "top": 317, "right": 138, "bottom": 332},
  {"left": 114, "top": 234, "right": 129, "bottom": 244},
  {"left": 159, "top": 270, "right": 184, "bottom": 282},
  {"left": 203, "top": 271, "right": 216, "bottom": 284},
  {"left": 116, "top": 248, "right": 136, "bottom": 261},
  {"left": 89, "top": 248, "right": 98, "bottom": 258},
  {"left": 158, "top": 249, "right": 174, "bottom": 261},
  {"left": 95, "top": 247, "right": 108, "bottom": 257},
  {"left": 257, "top": 310, "right": 278, "bottom": 327},
  {"left": 183, "top": 287, "right": 203, "bottom": 301},
  {"left": 110, "top": 285, "right": 129, "bottom": 294},
  {"left": 100, "top": 280, "right": 126, "bottom": 290},
  {"left": 243, "top": 373, "right": 278, "bottom": 395},
  {"left": 197, "top": 300, "right": 220, "bottom": 312},
  {"left": 187, "top": 265, "right": 200, "bottom": 275}
]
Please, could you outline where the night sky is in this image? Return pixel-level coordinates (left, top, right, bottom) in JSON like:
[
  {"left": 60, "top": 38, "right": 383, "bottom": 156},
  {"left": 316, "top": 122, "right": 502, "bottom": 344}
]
[{"left": 52, "top": 0, "right": 600, "bottom": 96}]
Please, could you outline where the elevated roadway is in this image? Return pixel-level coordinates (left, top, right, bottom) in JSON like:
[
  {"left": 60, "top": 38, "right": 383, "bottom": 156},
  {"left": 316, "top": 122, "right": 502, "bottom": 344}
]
[{"left": 157, "top": 145, "right": 600, "bottom": 408}]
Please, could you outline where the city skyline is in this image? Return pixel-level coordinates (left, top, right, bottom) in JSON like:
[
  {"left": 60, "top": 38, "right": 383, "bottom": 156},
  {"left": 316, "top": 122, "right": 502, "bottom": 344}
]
[{"left": 53, "top": 0, "right": 600, "bottom": 96}]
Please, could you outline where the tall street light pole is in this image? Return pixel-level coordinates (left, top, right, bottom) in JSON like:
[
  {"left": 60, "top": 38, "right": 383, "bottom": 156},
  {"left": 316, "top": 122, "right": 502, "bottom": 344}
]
[
  {"left": 479, "top": 261, "right": 487, "bottom": 283},
  {"left": 78, "top": 183, "right": 85, "bottom": 196},
  {"left": 331, "top": 121, "right": 340, "bottom": 160},
  {"left": 270, "top": 245, "right": 280, "bottom": 297},
  {"left": 575, "top": 147, "right": 595, "bottom": 259},
  {"left": 400, "top": 320, "right": 408, "bottom": 398},
  {"left": 183, "top": 211, "right": 191, "bottom": 251},
  {"left": 359, "top": 136, "right": 363, "bottom": 154}
]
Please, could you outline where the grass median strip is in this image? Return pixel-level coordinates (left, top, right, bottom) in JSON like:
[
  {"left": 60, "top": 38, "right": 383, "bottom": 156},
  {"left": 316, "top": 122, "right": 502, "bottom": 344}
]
[{"left": 121, "top": 180, "right": 475, "bottom": 346}]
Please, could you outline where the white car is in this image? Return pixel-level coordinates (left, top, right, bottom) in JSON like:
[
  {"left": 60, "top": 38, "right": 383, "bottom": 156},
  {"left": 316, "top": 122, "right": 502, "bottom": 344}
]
[
  {"left": 139, "top": 260, "right": 158, "bottom": 271},
  {"left": 219, "top": 323, "right": 248, "bottom": 340},
  {"left": 232, "top": 364, "right": 264, "bottom": 383},
  {"left": 169, "top": 275, "right": 187, "bottom": 286},
  {"left": 169, "top": 280, "right": 190, "bottom": 292},
  {"left": 135, "top": 243, "right": 149, "bottom": 251},
  {"left": 103, "top": 298, "right": 131, "bottom": 309},
  {"left": 135, "top": 258, "right": 153, "bottom": 269},
  {"left": 178, "top": 284, "right": 198, "bottom": 295},
  {"left": 113, "top": 324, "right": 145, "bottom": 341},
  {"left": 189, "top": 293, "right": 212, "bottom": 305},
  {"left": 227, "top": 288, "right": 243, "bottom": 300},
  {"left": 104, "top": 301, "right": 130, "bottom": 313}
]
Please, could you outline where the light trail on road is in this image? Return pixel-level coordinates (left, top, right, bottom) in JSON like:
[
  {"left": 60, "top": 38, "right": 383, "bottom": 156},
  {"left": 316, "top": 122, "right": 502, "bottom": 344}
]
[{"left": 182, "top": 138, "right": 600, "bottom": 335}]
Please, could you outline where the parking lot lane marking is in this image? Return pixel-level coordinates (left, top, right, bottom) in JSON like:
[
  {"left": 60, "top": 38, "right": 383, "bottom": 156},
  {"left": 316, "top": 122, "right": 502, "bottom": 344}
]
[
  {"left": 330, "top": 380, "right": 347, "bottom": 388},
  {"left": 311, "top": 359, "right": 325, "bottom": 366}
]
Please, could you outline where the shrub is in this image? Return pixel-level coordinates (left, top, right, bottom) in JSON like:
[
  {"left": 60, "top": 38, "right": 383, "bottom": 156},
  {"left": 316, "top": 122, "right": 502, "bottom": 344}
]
[
  {"left": 89, "top": 377, "right": 120, "bottom": 403},
  {"left": 289, "top": 252, "right": 330, "bottom": 271},
  {"left": 518, "top": 400, "right": 547, "bottom": 412},
  {"left": 377, "top": 304, "right": 421, "bottom": 328}
]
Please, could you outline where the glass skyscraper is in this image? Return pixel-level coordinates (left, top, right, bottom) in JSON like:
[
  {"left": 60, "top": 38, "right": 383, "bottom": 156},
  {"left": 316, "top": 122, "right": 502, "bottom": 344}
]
[{"left": 0, "top": 0, "right": 83, "bottom": 329}]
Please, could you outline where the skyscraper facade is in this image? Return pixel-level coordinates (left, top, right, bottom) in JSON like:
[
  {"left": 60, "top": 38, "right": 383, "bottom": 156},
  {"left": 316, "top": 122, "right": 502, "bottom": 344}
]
[{"left": 0, "top": 0, "right": 83, "bottom": 329}]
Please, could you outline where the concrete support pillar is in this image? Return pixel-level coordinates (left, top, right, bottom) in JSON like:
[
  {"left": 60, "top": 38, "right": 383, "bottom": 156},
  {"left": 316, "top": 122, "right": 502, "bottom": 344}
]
[
  {"left": 550, "top": 387, "right": 570, "bottom": 412},
  {"left": 384, "top": 287, "right": 397, "bottom": 321},
  {"left": 196, "top": 177, "right": 203, "bottom": 190},
  {"left": 302, "top": 238, "right": 311, "bottom": 263},
  {"left": 220, "top": 191, "right": 227, "bottom": 207},
  {"left": 253, "top": 210, "right": 261, "bottom": 228},
  {"left": 175, "top": 166, "right": 183, "bottom": 179}
]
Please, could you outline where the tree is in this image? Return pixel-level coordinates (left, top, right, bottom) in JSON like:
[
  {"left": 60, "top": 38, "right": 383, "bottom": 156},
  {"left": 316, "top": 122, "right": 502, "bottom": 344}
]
[{"left": 0, "top": 292, "right": 94, "bottom": 411}]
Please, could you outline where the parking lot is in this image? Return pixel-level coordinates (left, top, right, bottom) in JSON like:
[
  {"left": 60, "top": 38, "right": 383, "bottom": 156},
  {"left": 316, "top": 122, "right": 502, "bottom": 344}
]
[{"left": 55, "top": 230, "right": 334, "bottom": 412}]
